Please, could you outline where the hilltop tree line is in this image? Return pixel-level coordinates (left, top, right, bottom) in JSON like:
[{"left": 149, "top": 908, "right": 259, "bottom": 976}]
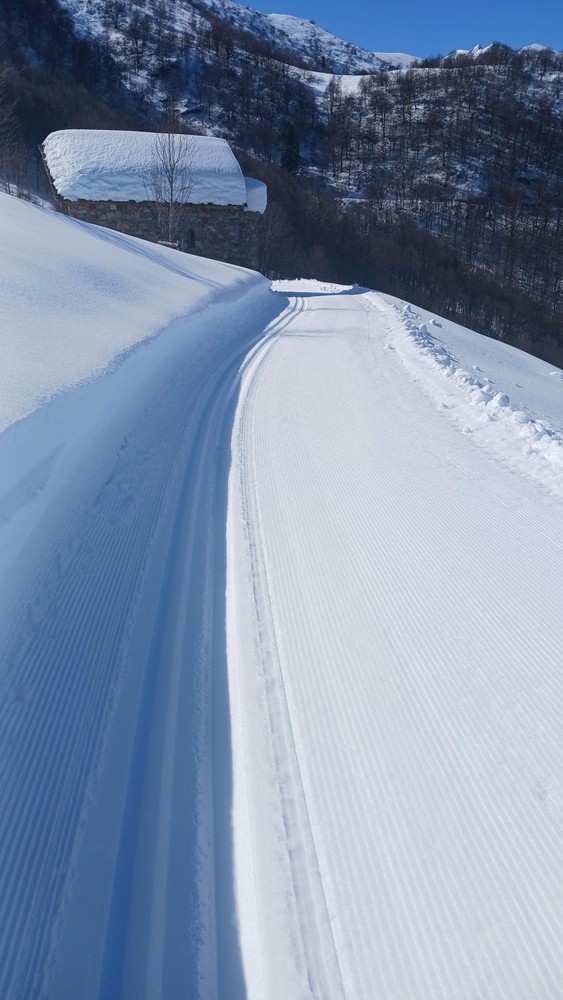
[
  {"left": 317, "top": 51, "right": 562, "bottom": 320},
  {"left": 0, "top": 0, "right": 561, "bottom": 365},
  {"left": 237, "top": 154, "right": 563, "bottom": 367}
]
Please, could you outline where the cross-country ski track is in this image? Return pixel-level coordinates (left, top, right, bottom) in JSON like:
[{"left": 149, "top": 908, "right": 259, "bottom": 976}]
[{"left": 1, "top": 278, "right": 563, "bottom": 1000}]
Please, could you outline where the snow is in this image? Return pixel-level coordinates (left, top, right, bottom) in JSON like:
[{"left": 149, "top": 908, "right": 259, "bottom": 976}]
[
  {"left": 377, "top": 293, "right": 563, "bottom": 497},
  {"left": 228, "top": 280, "right": 563, "bottom": 999},
  {"left": 450, "top": 43, "right": 555, "bottom": 59},
  {"left": 244, "top": 176, "right": 268, "bottom": 213},
  {"left": 193, "top": 0, "right": 416, "bottom": 73},
  {"left": 361, "top": 49, "right": 415, "bottom": 68},
  {"left": 58, "top": 0, "right": 416, "bottom": 77},
  {"left": 42, "top": 129, "right": 249, "bottom": 205},
  {"left": 266, "top": 13, "right": 415, "bottom": 70},
  {"left": 2, "top": 205, "right": 563, "bottom": 1000},
  {"left": 450, "top": 44, "right": 494, "bottom": 57},
  {"left": 521, "top": 43, "right": 550, "bottom": 52},
  {"left": 302, "top": 69, "right": 369, "bottom": 97},
  {"left": 0, "top": 192, "right": 266, "bottom": 431},
  {"left": 0, "top": 194, "right": 274, "bottom": 998}
]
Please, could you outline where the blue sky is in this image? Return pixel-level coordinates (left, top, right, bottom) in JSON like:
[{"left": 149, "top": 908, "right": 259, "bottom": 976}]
[{"left": 247, "top": 0, "right": 563, "bottom": 58}]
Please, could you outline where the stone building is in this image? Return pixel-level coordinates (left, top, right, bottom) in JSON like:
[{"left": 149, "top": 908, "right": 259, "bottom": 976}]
[{"left": 41, "top": 129, "right": 267, "bottom": 270}]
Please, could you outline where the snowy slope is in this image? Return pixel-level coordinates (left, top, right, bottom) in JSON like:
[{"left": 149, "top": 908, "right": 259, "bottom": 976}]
[
  {"left": 180, "top": 0, "right": 416, "bottom": 72},
  {"left": 58, "top": 0, "right": 416, "bottom": 74},
  {"left": 259, "top": 11, "right": 414, "bottom": 71},
  {"left": 301, "top": 69, "right": 368, "bottom": 98},
  {"left": 0, "top": 192, "right": 264, "bottom": 431},
  {"left": 1, "top": 200, "right": 563, "bottom": 1000},
  {"left": 452, "top": 42, "right": 553, "bottom": 59},
  {"left": 379, "top": 293, "right": 563, "bottom": 495},
  {"left": 0, "top": 194, "right": 276, "bottom": 998}
]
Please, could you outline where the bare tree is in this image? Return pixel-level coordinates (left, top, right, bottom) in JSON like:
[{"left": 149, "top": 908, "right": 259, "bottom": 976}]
[
  {"left": 257, "top": 201, "right": 296, "bottom": 275},
  {"left": 144, "top": 130, "right": 197, "bottom": 245},
  {"left": 0, "top": 71, "right": 21, "bottom": 192}
]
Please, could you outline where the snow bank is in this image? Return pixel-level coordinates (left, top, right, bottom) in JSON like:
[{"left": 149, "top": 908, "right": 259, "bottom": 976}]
[
  {"left": 0, "top": 194, "right": 279, "bottom": 999},
  {"left": 43, "top": 129, "right": 248, "bottom": 205},
  {"left": 0, "top": 192, "right": 266, "bottom": 432},
  {"left": 273, "top": 278, "right": 354, "bottom": 294},
  {"left": 374, "top": 293, "right": 563, "bottom": 497}
]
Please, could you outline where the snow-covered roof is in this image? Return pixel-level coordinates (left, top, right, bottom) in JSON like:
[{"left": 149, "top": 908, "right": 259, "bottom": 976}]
[
  {"left": 244, "top": 177, "right": 267, "bottom": 214},
  {"left": 43, "top": 129, "right": 251, "bottom": 207}
]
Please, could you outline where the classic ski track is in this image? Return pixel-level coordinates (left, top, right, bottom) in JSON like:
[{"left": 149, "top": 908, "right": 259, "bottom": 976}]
[
  {"left": 235, "top": 294, "right": 347, "bottom": 1000},
  {"left": 0, "top": 291, "right": 292, "bottom": 1000},
  {"left": 235, "top": 287, "right": 563, "bottom": 999}
]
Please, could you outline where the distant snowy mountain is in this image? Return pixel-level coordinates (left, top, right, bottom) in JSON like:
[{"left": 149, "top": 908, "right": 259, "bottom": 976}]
[
  {"left": 60, "top": 0, "right": 416, "bottom": 74},
  {"left": 193, "top": 0, "right": 416, "bottom": 72},
  {"left": 450, "top": 42, "right": 552, "bottom": 59},
  {"left": 266, "top": 13, "right": 415, "bottom": 70}
]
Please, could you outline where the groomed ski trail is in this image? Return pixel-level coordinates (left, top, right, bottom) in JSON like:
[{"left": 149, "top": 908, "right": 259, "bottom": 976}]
[
  {"left": 227, "top": 283, "right": 563, "bottom": 1000},
  {"left": 228, "top": 308, "right": 347, "bottom": 1000},
  {"left": 3, "top": 276, "right": 563, "bottom": 1000}
]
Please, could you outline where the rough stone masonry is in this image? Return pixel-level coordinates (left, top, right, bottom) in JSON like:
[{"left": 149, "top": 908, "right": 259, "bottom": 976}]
[{"left": 55, "top": 198, "right": 261, "bottom": 270}]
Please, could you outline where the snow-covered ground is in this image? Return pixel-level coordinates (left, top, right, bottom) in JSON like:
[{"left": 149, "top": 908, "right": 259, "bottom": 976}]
[
  {"left": 300, "top": 69, "right": 369, "bottom": 98},
  {"left": 0, "top": 192, "right": 265, "bottom": 431},
  {"left": 228, "top": 280, "right": 563, "bottom": 999},
  {"left": 1, "top": 200, "right": 563, "bottom": 999},
  {"left": 0, "top": 194, "right": 274, "bottom": 998}
]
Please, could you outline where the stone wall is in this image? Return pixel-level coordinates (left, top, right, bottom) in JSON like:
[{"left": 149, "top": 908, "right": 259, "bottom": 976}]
[{"left": 59, "top": 198, "right": 261, "bottom": 270}]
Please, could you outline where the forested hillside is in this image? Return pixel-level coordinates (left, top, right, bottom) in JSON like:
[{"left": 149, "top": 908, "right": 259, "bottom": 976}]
[{"left": 1, "top": 0, "right": 561, "bottom": 364}]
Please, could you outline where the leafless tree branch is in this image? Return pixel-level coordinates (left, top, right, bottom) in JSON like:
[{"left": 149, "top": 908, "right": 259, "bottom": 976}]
[{"left": 144, "top": 130, "right": 197, "bottom": 244}]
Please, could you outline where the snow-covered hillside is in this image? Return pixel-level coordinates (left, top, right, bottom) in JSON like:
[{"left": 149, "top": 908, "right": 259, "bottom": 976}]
[
  {"left": 59, "top": 0, "right": 416, "bottom": 74},
  {"left": 1, "top": 197, "right": 563, "bottom": 999},
  {"left": 451, "top": 42, "right": 553, "bottom": 59},
  {"left": 195, "top": 0, "right": 416, "bottom": 72}
]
